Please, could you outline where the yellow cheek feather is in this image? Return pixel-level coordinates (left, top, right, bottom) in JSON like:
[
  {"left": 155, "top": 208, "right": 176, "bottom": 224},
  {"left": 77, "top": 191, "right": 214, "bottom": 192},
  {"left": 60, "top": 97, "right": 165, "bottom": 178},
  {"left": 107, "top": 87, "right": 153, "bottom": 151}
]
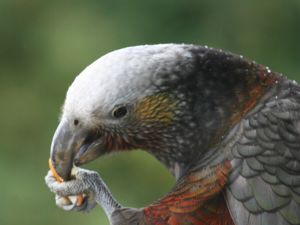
[{"left": 135, "top": 93, "right": 177, "bottom": 124}]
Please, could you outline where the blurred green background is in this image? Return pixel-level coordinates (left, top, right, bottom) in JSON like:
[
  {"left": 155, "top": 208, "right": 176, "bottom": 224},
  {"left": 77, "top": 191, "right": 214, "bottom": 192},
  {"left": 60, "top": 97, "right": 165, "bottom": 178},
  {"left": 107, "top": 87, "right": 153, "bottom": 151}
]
[{"left": 1, "top": 0, "right": 300, "bottom": 224}]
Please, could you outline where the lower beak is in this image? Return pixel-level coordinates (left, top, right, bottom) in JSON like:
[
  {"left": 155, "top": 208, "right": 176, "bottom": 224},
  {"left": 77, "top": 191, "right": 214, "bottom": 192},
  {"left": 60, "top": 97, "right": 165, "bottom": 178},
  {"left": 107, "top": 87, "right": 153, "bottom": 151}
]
[{"left": 50, "top": 120, "right": 104, "bottom": 180}]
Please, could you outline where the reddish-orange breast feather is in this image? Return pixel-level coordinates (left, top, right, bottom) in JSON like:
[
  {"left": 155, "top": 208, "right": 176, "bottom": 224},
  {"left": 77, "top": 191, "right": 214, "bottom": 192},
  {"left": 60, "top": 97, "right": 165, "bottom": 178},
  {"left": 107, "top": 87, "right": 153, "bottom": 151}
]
[{"left": 143, "top": 161, "right": 234, "bottom": 225}]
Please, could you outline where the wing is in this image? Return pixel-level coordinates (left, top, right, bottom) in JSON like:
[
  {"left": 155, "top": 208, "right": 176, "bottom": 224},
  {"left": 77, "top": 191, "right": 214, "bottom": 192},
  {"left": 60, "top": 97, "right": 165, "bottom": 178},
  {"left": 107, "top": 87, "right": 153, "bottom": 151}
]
[
  {"left": 226, "top": 87, "right": 300, "bottom": 225},
  {"left": 142, "top": 161, "right": 234, "bottom": 225}
]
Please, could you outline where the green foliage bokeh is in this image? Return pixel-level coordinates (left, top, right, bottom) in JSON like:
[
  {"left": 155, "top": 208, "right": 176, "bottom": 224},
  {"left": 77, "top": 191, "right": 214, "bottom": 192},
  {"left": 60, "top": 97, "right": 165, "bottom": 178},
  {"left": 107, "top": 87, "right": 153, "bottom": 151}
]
[{"left": 0, "top": 0, "right": 299, "bottom": 225}]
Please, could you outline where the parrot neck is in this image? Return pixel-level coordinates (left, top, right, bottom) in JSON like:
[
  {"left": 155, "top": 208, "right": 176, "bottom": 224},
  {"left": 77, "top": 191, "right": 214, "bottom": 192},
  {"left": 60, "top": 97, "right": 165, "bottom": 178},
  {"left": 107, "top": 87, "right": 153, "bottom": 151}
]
[
  {"left": 151, "top": 55, "right": 283, "bottom": 176},
  {"left": 193, "top": 68, "right": 280, "bottom": 170},
  {"left": 206, "top": 67, "right": 280, "bottom": 149}
]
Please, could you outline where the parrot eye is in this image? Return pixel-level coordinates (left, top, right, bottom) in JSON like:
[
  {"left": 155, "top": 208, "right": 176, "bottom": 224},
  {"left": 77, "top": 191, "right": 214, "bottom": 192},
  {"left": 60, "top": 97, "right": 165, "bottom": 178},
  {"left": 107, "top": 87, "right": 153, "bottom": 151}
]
[
  {"left": 112, "top": 106, "right": 128, "bottom": 119},
  {"left": 74, "top": 119, "right": 79, "bottom": 126}
]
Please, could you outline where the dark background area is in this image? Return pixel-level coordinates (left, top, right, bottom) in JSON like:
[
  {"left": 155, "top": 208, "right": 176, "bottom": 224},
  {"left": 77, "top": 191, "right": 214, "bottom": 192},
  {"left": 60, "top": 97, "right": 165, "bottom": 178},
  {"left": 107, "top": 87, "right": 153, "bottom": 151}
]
[{"left": 0, "top": 0, "right": 299, "bottom": 224}]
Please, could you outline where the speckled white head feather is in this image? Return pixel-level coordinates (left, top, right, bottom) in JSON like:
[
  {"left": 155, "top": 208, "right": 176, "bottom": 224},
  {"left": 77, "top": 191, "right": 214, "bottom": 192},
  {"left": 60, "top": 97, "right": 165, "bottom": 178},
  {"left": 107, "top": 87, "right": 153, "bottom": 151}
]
[{"left": 62, "top": 44, "right": 194, "bottom": 126}]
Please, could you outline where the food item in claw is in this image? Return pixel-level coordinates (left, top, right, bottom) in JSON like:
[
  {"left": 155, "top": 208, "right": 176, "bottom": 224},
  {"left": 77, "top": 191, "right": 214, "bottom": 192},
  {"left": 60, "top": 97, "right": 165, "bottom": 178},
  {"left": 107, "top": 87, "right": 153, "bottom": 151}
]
[{"left": 48, "top": 158, "right": 84, "bottom": 206}]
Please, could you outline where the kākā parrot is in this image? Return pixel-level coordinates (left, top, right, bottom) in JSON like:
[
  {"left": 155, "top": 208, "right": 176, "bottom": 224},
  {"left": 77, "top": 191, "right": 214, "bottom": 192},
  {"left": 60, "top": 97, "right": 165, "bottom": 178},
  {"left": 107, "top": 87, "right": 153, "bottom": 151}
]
[{"left": 45, "top": 44, "right": 300, "bottom": 225}]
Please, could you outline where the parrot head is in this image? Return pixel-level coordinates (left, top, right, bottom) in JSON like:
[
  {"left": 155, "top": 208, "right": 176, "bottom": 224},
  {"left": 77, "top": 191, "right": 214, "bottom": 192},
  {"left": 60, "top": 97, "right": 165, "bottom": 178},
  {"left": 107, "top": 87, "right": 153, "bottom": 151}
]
[
  {"left": 50, "top": 44, "right": 278, "bottom": 180},
  {"left": 50, "top": 44, "right": 196, "bottom": 180}
]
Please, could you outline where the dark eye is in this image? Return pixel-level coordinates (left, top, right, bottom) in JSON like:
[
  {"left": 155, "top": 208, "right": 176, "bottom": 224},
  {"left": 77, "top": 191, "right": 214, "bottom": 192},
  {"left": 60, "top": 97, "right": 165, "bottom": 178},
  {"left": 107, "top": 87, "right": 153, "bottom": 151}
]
[
  {"left": 112, "top": 106, "right": 128, "bottom": 118},
  {"left": 74, "top": 119, "right": 79, "bottom": 126}
]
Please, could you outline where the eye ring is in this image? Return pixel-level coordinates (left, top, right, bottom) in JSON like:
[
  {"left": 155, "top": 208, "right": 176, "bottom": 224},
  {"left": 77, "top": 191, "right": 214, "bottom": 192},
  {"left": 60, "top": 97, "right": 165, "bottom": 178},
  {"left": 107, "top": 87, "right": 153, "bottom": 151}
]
[{"left": 112, "top": 106, "right": 128, "bottom": 119}]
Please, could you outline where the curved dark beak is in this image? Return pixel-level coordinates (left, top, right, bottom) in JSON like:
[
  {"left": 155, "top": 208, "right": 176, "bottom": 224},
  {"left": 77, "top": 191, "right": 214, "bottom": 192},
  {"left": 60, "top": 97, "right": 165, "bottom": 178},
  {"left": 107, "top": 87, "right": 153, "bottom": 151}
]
[{"left": 50, "top": 120, "right": 105, "bottom": 180}]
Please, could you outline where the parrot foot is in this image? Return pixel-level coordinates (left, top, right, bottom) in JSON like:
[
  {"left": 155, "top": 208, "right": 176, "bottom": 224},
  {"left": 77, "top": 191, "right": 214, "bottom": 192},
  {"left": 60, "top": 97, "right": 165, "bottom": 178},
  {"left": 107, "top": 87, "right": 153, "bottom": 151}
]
[{"left": 45, "top": 167, "right": 121, "bottom": 218}]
